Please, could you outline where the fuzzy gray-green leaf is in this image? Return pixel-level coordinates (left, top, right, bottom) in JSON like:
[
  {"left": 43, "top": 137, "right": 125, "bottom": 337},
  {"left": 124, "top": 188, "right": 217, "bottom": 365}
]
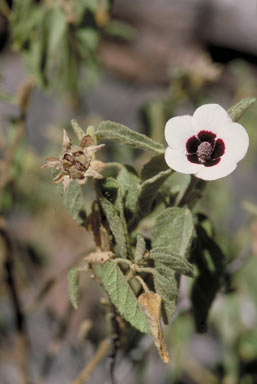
[
  {"left": 134, "top": 234, "right": 146, "bottom": 262},
  {"left": 96, "top": 121, "right": 165, "bottom": 153},
  {"left": 141, "top": 154, "right": 169, "bottom": 181},
  {"left": 138, "top": 169, "right": 172, "bottom": 215},
  {"left": 96, "top": 178, "right": 128, "bottom": 258},
  {"left": 150, "top": 248, "right": 194, "bottom": 277},
  {"left": 117, "top": 165, "right": 140, "bottom": 218},
  {"left": 68, "top": 268, "right": 80, "bottom": 310},
  {"left": 153, "top": 265, "right": 177, "bottom": 321},
  {"left": 152, "top": 207, "right": 194, "bottom": 256},
  {"left": 228, "top": 97, "right": 256, "bottom": 122},
  {"left": 93, "top": 261, "right": 151, "bottom": 334},
  {"left": 58, "top": 180, "right": 86, "bottom": 226}
]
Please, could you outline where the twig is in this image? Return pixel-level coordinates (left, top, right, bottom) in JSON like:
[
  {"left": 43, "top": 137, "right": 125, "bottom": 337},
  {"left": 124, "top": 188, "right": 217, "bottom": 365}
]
[
  {"left": 40, "top": 303, "right": 74, "bottom": 377},
  {"left": 108, "top": 305, "right": 120, "bottom": 384},
  {"left": 0, "top": 227, "right": 30, "bottom": 384},
  {"left": 70, "top": 339, "right": 111, "bottom": 384}
]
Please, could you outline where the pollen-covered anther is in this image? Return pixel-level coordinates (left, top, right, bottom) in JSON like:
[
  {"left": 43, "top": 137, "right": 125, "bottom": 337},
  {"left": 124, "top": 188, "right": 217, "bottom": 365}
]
[{"left": 197, "top": 141, "right": 213, "bottom": 162}]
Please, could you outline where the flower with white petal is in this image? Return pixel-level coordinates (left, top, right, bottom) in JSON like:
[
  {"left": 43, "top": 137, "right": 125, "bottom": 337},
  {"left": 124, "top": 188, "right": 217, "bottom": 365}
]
[{"left": 164, "top": 104, "right": 249, "bottom": 180}]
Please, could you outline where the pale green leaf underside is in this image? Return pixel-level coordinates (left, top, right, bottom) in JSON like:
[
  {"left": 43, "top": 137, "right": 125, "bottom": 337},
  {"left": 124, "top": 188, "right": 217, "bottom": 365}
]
[
  {"left": 68, "top": 268, "right": 80, "bottom": 310},
  {"left": 96, "top": 121, "right": 165, "bottom": 153},
  {"left": 228, "top": 97, "right": 256, "bottom": 122},
  {"left": 93, "top": 261, "right": 151, "bottom": 334}
]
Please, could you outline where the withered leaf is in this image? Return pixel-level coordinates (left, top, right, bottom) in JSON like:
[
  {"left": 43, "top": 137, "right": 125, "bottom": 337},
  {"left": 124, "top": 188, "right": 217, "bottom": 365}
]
[{"left": 138, "top": 291, "right": 170, "bottom": 363}]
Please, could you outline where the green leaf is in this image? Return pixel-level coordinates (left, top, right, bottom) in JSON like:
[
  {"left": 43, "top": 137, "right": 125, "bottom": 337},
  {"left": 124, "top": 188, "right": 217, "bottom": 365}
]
[
  {"left": 71, "top": 119, "right": 86, "bottom": 141},
  {"left": 96, "top": 121, "right": 165, "bottom": 154},
  {"left": 161, "top": 173, "right": 191, "bottom": 206},
  {"left": 117, "top": 165, "right": 140, "bottom": 219},
  {"left": 96, "top": 178, "right": 129, "bottom": 258},
  {"left": 191, "top": 225, "right": 226, "bottom": 332},
  {"left": 141, "top": 154, "right": 169, "bottom": 181},
  {"left": 68, "top": 268, "right": 80, "bottom": 309},
  {"left": 150, "top": 248, "right": 194, "bottom": 277},
  {"left": 152, "top": 208, "right": 194, "bottom": 322},
  {"left": 134, "top": 234, "right": 146, "bottom": 262},
  {"left": 228, "top": 97, "right": 256, "bottom": 122},
  {"left": 138, "top": 169, "right": 172, "bottom": 215},
  {"left": 77, "top": 28, "right": 100, "bottom": 54},
  {"left": 47, "top": 7, "right": 67, "bottom": 58},
  {"left": 152, "top": 207, "right": 194, "bottom": 256},
  {"left": 57, "top": 180, "right": 86, "bottom": 226},
  {"left": 93, "top": 261, "right": 151, "bottom": 334},
  {"left": 153, "top": 265, "right": 177, "bottom": 321}
]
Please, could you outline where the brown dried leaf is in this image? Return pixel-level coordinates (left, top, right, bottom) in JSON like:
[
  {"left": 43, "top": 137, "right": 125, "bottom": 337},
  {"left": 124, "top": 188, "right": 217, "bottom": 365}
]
[{"left": 138, "top": 291, "right": 170, "bottom": 363}]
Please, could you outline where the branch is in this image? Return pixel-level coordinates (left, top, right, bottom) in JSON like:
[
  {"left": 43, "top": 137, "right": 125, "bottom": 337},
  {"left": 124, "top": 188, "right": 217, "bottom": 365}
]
[{"left": 70, "top": 339, "right": 111, "bottom": 384}]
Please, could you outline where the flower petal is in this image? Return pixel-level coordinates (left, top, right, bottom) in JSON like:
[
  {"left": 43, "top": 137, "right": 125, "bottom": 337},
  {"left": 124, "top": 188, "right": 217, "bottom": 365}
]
[
  {"left": 165, "top": 115, "right": 194, "bottom": 152},
  {"left": 217, "top": 121, "right": 249, "bottom": 162},
  {"left": 193, "top": 104, "right": 231, "bottom": 135},
  {"left": 195, "top": 157, "right": 237, "bottom": 180},
  {"left": 165, "top": 147, "right": 203, "bottom": 174}
]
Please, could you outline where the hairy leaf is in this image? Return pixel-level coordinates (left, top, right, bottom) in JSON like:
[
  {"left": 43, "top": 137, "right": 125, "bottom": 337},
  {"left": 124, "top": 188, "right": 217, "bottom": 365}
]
[
  {"left": 134, "top": 234, "right": 146, "bottom": 262},
  {"left": 96, "top": 178, "right": 128, "bottom": 258},
  {"left": 68, "top": 268, "right": 80, "bottom": 310},
  {"left": 152, "top": 207, "right": 194, "bottom": 256},
  {"left": 93, "top": 261, "right": 151, "bottom": 334},
  {"left": 150, "top": 248, "right": 194, "bottom": 277},
  {"left": 191, "top": 225, "right": 226, "bottom": 332},
  {"left": 57, "top": 180, "right": 86, "bottom": 226},
  {"left": 153, "top": 265, "right": 177, "bottom": 321},
  {"left": 228, "top": 97, "right": 256, "bottom": 122},
  {"left": 138, "top": 169, "right": 172, "bottom": 215},
  {"left": 96, "top": 121, "right": 165, "bottom": 153},
  {"left": 152, "top": 207, "right": 194, "bottom": 322},
  {"left": 141, "top": 154, "right": 169, "bottom": 181},
  {"left": 117, "top": 165, "right": 140, "bottom": 219},
  {"left": 161, "top": 173, "right": 191, "bottom": 206}
]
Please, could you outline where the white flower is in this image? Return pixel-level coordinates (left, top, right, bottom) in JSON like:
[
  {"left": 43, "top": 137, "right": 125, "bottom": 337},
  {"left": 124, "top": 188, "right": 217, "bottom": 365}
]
[{"left": 164, "top": 104, "right": 249, "bottom": 180}]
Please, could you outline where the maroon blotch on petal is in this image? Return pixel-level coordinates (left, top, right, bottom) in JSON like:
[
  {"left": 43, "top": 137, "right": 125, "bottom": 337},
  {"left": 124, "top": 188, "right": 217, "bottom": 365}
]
[
  {"left": 197, "top": 130, "right": 216, "bottom": 144},
  {"left": 212, "top": 139, "right": 225, "bottom": 159},
  {"left": 187, "top": 154, "right": 201, "bottom": 164},
  {"left": 186, "top": 136, "right": 200, "bottom": 153},
  {"left": 204, "top": 158, "right": 221, "bottom": 167}
]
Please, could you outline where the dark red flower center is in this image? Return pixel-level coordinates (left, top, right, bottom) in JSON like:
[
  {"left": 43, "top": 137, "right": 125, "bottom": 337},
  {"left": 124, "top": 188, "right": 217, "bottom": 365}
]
[{"left": 186, "top": 130, "right": 225, "bottom": 167}]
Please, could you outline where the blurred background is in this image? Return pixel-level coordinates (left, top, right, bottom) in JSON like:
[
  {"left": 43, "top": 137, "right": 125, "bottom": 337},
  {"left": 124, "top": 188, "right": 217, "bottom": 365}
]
[{"left": 0, "top": 0, "right": 257, "bottom": 383}]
